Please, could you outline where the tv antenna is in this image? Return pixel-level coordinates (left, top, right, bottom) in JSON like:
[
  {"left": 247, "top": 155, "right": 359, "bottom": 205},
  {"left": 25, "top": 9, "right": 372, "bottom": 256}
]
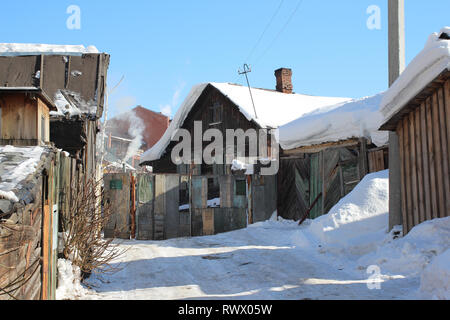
[{"left": 238, "top": 64, "right": 258, "bottom": 119}]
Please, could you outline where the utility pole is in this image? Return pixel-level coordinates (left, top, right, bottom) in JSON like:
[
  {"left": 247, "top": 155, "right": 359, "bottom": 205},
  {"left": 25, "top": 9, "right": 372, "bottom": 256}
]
[
  {"left": 388, "top": 0, "right": 405, "bottom": 231},
  {"left": 239, "top": 64, "right": 258, "bottom": 119}
]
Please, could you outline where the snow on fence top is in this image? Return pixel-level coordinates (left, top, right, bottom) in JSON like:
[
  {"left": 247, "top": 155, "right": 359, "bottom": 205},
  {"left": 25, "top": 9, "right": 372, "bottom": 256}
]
[
  {"left": 0, "top": 146, "right": 46, "bottom": 203},
  {"left": 380, "top": 27, "right": 450, "bottom": 123},
  {"left": 0, "top": 43, "right": 99, "bottom": 56},
  {"left": 279, "top": 93, "right": 389, "bottom": 150},
  {"left": 141, "top": 82, "right": 350, "bottom": 163}
]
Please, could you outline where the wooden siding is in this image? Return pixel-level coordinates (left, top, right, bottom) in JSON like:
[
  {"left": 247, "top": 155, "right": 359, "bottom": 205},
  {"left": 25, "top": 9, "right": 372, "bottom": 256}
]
[
  {"left": 396, "top": 78, "right": 450, "bottom": 234},
  {"left": 278, "top": 140, "right": 372, "bottom": 221},
  {"left": 0, "top": 94, "right": 38, "bottom": 143},
  {"left": 151, "top": 85, "right": 261, "bottom": 174}
]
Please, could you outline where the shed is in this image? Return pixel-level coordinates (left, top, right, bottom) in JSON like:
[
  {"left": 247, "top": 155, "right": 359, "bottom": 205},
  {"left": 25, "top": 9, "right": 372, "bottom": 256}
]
[
  {"left": 380, "top": 27, "right": 450, "bottom": 234},
  {"left": 278, "top": 93, "right": 389, "bottom": 221},
  {"left": 0, "top": 87, "right": 56, "bottom": 146}
]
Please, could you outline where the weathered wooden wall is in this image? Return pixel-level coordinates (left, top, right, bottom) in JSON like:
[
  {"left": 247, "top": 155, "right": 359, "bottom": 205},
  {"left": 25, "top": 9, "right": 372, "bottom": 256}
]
[
  {"left": 0, "top": 151, "right": 59, "bottom": 300},
  {"left": 0, "top": 93, "right": 39, "bottom": 145},
  {"left": 396, "top": 78, "right": 450, "bottom": 234},
  {"left": 278, "top": 139, "right": 379, "bottom": 222},
  {"left": 103, "top": 173, "right": 131, "bottom": 239},
  {"left": 107, "top": 172, "right": 274, "bottom": 241}
]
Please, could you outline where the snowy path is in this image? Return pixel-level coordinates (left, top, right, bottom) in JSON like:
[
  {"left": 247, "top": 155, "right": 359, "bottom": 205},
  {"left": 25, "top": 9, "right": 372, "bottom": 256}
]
[
  {"left": 79, "top": 222, "right": 415, "bottom": 300},
  {"left": 69, "top": 171, "right": 447, "bottom": 300}
]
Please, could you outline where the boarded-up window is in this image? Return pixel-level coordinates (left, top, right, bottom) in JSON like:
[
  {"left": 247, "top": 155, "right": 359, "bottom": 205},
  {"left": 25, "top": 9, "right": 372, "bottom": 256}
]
[{"left": 210, "top": 102, "right": 222, "bottom": 124}]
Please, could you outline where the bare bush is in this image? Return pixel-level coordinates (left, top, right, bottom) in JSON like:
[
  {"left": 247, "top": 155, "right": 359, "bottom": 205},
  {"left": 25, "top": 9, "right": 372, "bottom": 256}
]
[{"left": 61, "top": 178, "right": 126, "bottom": 279}]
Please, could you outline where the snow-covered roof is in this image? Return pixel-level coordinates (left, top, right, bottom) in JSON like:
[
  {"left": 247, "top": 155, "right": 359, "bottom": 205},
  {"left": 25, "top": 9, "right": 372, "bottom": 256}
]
[
  {"left": 279, "top": 93, "right": 389, "bottom": 150},
  {"left": 50, "top": 90, "right": 98, "bottom": 118},
  {"left": 0, "top": 146, "right": 47, "bottom": 204},
  {"left": 141, "top": 82, "right": 351, "bottom": 163},
  {"left": 380, "top": 27, "right": 450, "bottom": 125},
  {"left": 0, "top": 43, "right": 100, "bottom": 56}
]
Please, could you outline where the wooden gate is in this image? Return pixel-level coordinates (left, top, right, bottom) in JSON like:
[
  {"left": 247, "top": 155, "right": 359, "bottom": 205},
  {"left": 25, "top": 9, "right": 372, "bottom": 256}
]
[
  {"left": 278, "top": 144, "right": 367, "bottom": 221},
  {"left": 136, "top": 174, "right": 154, "bottom": 240},
  {"left": 104, "top": 173, "right": 131, "bottom": 239}
]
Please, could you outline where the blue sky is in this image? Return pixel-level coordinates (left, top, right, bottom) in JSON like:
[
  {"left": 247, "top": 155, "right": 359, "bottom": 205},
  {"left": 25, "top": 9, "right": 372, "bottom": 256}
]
[{"left": 1, "top": 1, "right": 448, "bottom": 120}]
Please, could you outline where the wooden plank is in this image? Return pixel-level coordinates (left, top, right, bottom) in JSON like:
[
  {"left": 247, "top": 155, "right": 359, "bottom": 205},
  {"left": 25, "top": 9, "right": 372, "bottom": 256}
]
[
  {"left": 403, "top": 116, "right": 413, "bottom": 233},
  {"left": 437, "top": 86, "right": 450, "bottom": 218},
  {"left": 192, "top": 176, "right": 207, "bottom": 209},
  {"left": 414, "top": 107, "right": 425, "bottom": 224},
  {"left": 154, "top": 174, "right": 166, "bottom": 214},
  {"left": 136, "top": 174, "right": 155, "bottom": 240},
  {"left": 219, "top": 175, "right": 233, "bottom": 208},
  {"left": 445, "top": 80, "right": 450, "bottom": 161},
  {"left": 420, "top": 101, "right": 432, "bottom": 222},
  {"left": 426, "top": 97, "right": 439, "bottom": 220},
  {"left": 409, "top": 111, "right": 420, "bottom": 227},
  {"left": 283, "top": 138, "right": 360, "bottom": 155},
  {"left": 432, "top": 92, "right": 445, "bottom": 218},
  {"left": 397, "top": 121, "right": 408, "bottom": 236},
  {"left": 444, "top": 79, "right": 450, "bottom": 216},
  {"left": 164, "top": 175, "right": 180, "bottom": 240},
  {"left": 368, "top": 150, "right": 385, "bottom": 173},
  {"left": 41, "top": 203, "right": 50, "bottom": 300},
  {"left": 309, "top": 153, "right": 322, "bottom": 219},
  {"left": 202, "top": 209, "right": 214, "bottom": 236}
]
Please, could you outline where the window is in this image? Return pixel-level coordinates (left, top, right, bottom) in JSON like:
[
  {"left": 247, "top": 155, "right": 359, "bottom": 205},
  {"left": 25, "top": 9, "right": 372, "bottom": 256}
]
[
  {"left": 209, "top": 102, "right": 222, "bottom": 125},
  {"left": 235, "top": 179, "right": 246, "bottom": 196}
]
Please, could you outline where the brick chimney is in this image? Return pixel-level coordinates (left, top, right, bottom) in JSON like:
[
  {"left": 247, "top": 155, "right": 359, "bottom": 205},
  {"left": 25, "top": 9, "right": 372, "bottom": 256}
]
[{"left": 275, "top": 68, "right": 293, "bottom": 94}]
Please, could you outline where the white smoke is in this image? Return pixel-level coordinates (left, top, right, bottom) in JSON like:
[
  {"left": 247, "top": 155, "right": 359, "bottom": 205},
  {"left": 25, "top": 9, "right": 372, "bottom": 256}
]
[{"left": 123, "top": 110, "right": 145, "bottom": 162}]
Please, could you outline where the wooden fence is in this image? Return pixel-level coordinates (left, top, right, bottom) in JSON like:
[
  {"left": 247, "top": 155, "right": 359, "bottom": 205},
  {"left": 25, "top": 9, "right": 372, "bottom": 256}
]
[
  {"left": 0, "top": 149, "right": 88, "bottom": 300},
  {"left": 103, "top": 173, "right": 277, "bottom": 240}
]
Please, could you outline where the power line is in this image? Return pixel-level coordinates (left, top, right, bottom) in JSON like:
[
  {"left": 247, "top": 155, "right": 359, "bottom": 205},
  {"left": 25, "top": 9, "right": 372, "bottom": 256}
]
[
  {"left": 232, "top": 0, "right": 285, "bottom": 85},
  {"left": 233, "top": 0, "right": 304, "bottom": 86},
  {"left": 245, "top": 0, "right": 285, "bottom": 63},
  {"left": 254, "top": 0, "right": 304, "bottom": 66}
]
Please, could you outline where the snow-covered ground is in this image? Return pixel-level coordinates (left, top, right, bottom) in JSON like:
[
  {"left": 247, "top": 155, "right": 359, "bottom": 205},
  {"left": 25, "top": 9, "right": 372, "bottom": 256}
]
[{"left": 57, "top": 170, "right": 450, "bottom": 300}]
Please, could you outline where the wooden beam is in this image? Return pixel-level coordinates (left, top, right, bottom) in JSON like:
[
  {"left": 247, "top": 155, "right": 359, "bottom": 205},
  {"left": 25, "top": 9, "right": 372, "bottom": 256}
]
[{"left": 282, "top": 138, "right": 360, "bottom": 155}]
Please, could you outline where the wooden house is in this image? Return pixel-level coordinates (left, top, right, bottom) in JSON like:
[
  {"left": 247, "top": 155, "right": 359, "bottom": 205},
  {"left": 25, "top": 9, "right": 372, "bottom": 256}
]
[
  {"left": 0, "top": 45, "right": 110, "bottom": 300},
  {"left": 379, "top": 28, "right": 450, "bottom": 234},
  {"left": 278, "top": 94, "right": 389, "bottom": 222},
  {"left": 0, "top": 87, "right": 56, "bottom": 146},
  {"left": 103, "top": 106, "right": 170, "bottom": 169},
  {"left": 140, "top": 68, "right": 351, "bottom": 227},
  {"left": 0, "top": 47, "right": 110, "bottom": 181}
]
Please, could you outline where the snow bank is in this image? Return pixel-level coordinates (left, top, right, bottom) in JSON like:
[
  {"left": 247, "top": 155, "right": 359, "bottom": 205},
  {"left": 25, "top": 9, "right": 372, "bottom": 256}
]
[
  {"left": 381, "top": 27, "right": 450, "bottom": 123},
  {"left": 420, "top": 249, "right": 450, "bottom": 299},
  {"left": 0, "top": 43, "right": 100, "bottom": 56},
  {"left": 280, "top": 94, "right": 389, "bottom": 150},
  {"left": 56, "top": 259, "right": 91, "bottom": 300},
  {"left": 288, "top": 169, "right": 449, "bottom": 298},
  {"left": 305, "top": 170, "right": 389, "bottom": 251},
  {"left": 141, "top": 83, "right": 350, "bottom": 163}
]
